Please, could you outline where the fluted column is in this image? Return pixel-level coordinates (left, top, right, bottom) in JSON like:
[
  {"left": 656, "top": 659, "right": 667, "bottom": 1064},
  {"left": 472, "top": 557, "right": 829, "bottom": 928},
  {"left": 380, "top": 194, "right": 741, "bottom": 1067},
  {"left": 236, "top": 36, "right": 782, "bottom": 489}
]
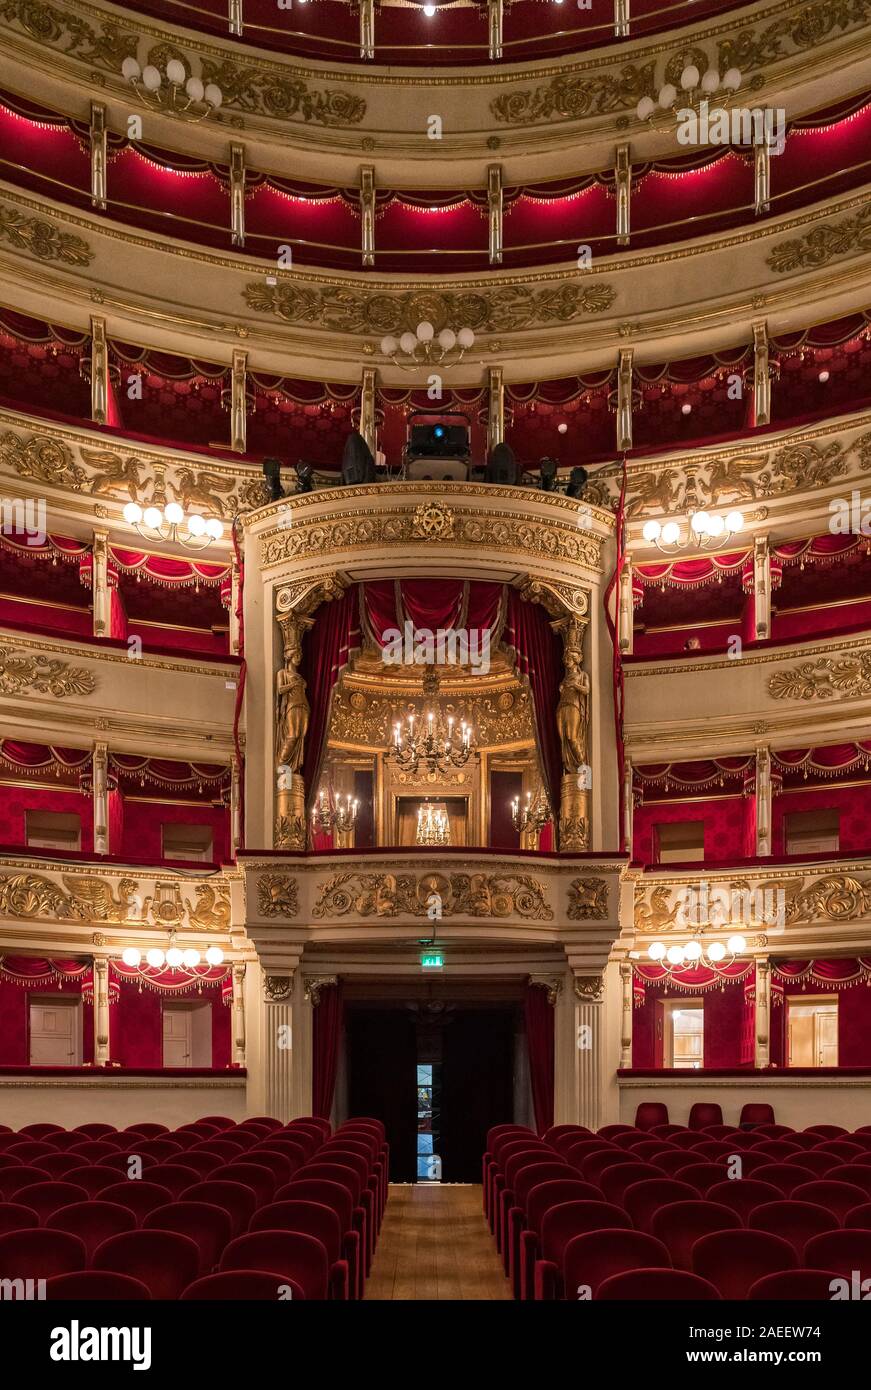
[
  {"left": 616, "top": 347, "right": 633, "bottom": 450},
  {"left": 755, "top": 745, "right": 772, "bottom": 857},
  {"left": 619, "top": 961, "right": 633, "bottom": 1069},
  {"left": 92, "top": 528, "right": 110, "bottom": 637},
  {"left": 90, "top": 102, "right": 107, "bottom": 210},
  {"left": 754, "top": 140, "right": 771, "bottom": 214},
  {"left": 90, "top": 316, "right": 109, "bottom": 426},
  {"left": 752, "top": 320, "right": 771, "bottom": 427},
  {"left": 230, "top": 143, "right": 245, "bottom": 247},
  {"left": 360, "top": 166, "right": 375, "bottom": 268},
  {"left": 232, "top": 963, "right": 246, "bottom": 1067},
  {"left": 623, "top": 756, "right": 634, "bottom": 857},
  {"left": 487, "top": 365, "right": 504, "bottom": 450},
  {"left": 753, "top": 534, "right": 771, "bottom": 640},
  {"left": 488, "top": 164, "right": 503, "bottom": 264},
  {"left": 615, "top": 144, "right": 631, "bottom": 246},
  {"left": 93, "top": 956, "right": 110, "bottom": 1066},
  {"left": 573, "top": 974, "right": 606, "bottom": 1130},
  {"left": 755, "top": 956, "right": 771, "bottom": 1069},
  {"left": 360, "top": 0, "right": 374, "bottom": 58},
  {"left": 93, "top": 742, "right": 108, "bottom": 855},
  {"left": 230, "top": 349, "right": 247, "bottom": 453},
  {"left": 488, "top": 0, "right": 503, "bottom": 59},
  {"left": 618, "top": 556, "right": 634, "bottom": 654},
  {"left": 231, "top": 756, "right": 242, "bottom": 853},
  {"left": 229, "top": 560, "right": 241, "bottom": 655}
]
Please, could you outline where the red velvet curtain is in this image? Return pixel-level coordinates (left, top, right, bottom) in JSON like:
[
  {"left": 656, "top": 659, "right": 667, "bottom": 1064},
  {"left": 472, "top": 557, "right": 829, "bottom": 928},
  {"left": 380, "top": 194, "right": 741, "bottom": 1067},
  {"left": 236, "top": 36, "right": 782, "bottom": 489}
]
[
  {"left": 301, "top": 588, "right": 361, "bottom": 801},
  {"left": 524, "top": 982, "right": 554, "bottom": 1135},
  {"left": 505, "top": 591, "right": 563, "bottom": 813},
  {"left": 312, "top": 980, "right": 343, "bottom": 1120}
]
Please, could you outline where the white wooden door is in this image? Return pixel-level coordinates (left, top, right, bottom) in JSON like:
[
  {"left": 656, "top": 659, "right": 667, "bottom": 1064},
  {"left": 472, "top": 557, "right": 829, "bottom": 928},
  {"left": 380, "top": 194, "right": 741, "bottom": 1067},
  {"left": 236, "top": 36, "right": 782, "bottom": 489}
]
[
  {"left": 817, "top": 1009, "right": 838, "bottom": 1067},
  {"left": 29, "top": 998, "right": 81, "bottom": 1066},
  {"left": 162, "top": 1005, "right": 192, "bottom": 1067}
]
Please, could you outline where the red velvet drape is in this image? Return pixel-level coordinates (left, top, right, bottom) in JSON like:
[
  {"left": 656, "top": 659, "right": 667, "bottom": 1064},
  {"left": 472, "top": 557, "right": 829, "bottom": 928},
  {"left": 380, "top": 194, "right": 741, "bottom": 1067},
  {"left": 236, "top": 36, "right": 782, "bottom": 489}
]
[
  {"left": 301, "top": 589, "right": 361, "bottom": 802},
  {"left": 524, "top": 982, "right": 554, "bottom": 1135},
  {"left": 312, "top": 980, "right": 343, "bottom": 1121},
  {"left": 505, "top": 591, "right": 563, "bottom": 814}
]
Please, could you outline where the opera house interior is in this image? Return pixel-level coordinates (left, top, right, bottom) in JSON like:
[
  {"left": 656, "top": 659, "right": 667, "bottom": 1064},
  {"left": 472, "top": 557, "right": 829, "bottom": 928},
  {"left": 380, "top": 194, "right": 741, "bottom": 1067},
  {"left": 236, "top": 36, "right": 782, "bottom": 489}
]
[{"left": 0, "top": 0, "right": 870, "bottom": 1337}]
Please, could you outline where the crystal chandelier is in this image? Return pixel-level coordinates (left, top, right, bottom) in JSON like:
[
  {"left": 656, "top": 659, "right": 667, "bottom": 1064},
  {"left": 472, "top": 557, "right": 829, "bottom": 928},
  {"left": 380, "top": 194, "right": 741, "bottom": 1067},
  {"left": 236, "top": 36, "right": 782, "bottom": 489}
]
[
  {"left": 311, "top": 789, "right": 359, "bottom": 835},
  {"left": 416, "top": 802, "right": 450, "bottom": 846},
  {"left": 642, "top": 510, "right": 745, "bottom": 552},
  {"left": 380, "top": 321, "right": 475, "bottom": 372},
  {"left": 511, "top": 789, "right": 551, "bottom": 836},
  {"left": 121, "top": 57, "right": 224, "bottom": 122},
  {"left": 636, "top": 65, "right": 743, "bottom": 122},
  {"left": 390, "top": 707, "right": 474, "bottom": 777},
  {"left": 123, "top": 499, "right": 224, "bottom": 550}
]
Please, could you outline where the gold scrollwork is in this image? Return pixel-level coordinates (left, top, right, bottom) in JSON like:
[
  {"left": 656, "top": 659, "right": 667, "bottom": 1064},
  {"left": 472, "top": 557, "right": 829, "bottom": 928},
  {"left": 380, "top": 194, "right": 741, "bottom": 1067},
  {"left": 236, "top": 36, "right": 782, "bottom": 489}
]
[
  {"left": 0, "top": 205, "right": 93, "bottom": 266},
  {"left": 0, "top": 646, "right": 96, "bottom": 698},
  {"left": 768, "top": 653, "right": 871, "bottom": 702},
  {"left": 567, "top": 877, "right": 608, "bottom": 920},
  {"left": 767, "top": 203, "right": 871, "bottom": 273},
  {"left": 257, "top": 872, "right": 300, "bottom": 918},
  {"left": 312, "top": 870, "right": 553, "bottom": 921}
]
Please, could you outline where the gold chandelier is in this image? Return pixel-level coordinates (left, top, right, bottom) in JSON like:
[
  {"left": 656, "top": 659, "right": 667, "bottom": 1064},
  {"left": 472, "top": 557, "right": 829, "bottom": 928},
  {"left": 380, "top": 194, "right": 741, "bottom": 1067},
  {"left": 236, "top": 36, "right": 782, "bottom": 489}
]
[
  {"left": 390, "top": 707, "right": 474, "bottom": 777},
  {"left": 416, "top": 802, "right": 450, "bottom": 846}
]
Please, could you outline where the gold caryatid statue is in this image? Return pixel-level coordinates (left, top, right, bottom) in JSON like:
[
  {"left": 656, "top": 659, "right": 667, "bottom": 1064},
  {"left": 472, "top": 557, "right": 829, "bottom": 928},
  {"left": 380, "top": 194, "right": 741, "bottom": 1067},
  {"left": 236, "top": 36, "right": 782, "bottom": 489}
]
[
  {"left": 277, "top": 666, "right": 309, "bottom": 772},
  {"left": 557, "top": 651, "right": 590, "bottom": 774},
  {"left": 274, "top": 615, "right": 312, "bottom": 848}
]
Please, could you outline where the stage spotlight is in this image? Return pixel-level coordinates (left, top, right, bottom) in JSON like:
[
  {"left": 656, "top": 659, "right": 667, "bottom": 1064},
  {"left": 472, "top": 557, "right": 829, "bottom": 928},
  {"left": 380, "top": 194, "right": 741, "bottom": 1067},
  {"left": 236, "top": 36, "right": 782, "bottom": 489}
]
[
  {"left": 294, "top": 461, "right": 314, "bottom": 493},
  {"left": 485, "top": 442, "right": 520, "bottom": 486},
  {"left": 262, "top": 456, "right": 284, "bottom": 502},
  {"left": 538, "top": 456, "right": 558, "bottom": 491},
  {"left": 565, "top": 466, "right": 589, "bottom": 498},
  {"left": 406, "top": 422, "right": 470, "bottom": 460},
  {"left": 341, "top": 431, "right": 377, "bottom": 484}
]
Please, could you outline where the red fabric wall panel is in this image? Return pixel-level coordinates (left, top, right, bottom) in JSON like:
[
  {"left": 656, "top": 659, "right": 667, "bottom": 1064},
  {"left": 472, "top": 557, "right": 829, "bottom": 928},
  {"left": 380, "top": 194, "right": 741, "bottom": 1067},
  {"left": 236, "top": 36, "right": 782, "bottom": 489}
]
[
  {"left": 772, "top": 596, "right": 871, "bottom": 643},
  {"left": 0, "top": 596, "right": 91, "bottom": 638},
  {"left": 106, "top": 150, "right": 229, "bottom": 248},
  {"left": 633, "top": 796, "right": 745, "bottom": 865},
  {"left": 489, "top": 769, "right": 522, "bottom": 850},
  {"left": 0, "top": 787, "right": 93, "bottom": 854},
  {"left": 703, "top": 985, "right": 751, "bottom": 1068},
  {"left": 211, "top": 994, "right": 231, "bottom": 1069},
  {"left": 0, "top": 105, "right": 90, "bottom": 202},
  {"left": 838, "top": 984, "right": 871, "bottom": 1067},
  {"left": 110, "top": 985, "right": 161, "bottom": 1068},
  {"left": 632, "top": 156, "right": 754, "bottom": 245},
  {"left": 120, "top": 800, "right": 230, "bottom": 865},
  {"left": 772, "top": 785, "right": 871, "bottom": 856},
  {"left": 0, "top": 980, "right": 27, "bottom": 1064},
  {"left": 244, "top": 185, "right": 359, "bottom": 264},
  {"left": 632, "top": 991, "right": 656, "bottom": 1068}
]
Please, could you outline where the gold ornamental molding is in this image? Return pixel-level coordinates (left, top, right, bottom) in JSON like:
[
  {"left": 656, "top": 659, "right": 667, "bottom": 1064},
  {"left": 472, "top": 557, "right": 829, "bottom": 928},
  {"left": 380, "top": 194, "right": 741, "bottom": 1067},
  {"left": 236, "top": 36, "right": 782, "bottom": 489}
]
[
  {"left": 0, "top": 646, "right": 96, "bottom": 698},
  {"left": 311, "top": 870, "right": 554, "bottom": 921},
  {"left": 257, "top": 872, "right": 300, "bottom": 919},
  {"left": 768, "top": 653, "right": 871, "bottom": 703},
  {"left": 567, "top": 877, "right": 609, "bottom": 921},
  {"left": 243, "top": 280, "right": 617, "bottom": 335},
  {"left": 573, "top": 974, "right": 605, "bottom": 1002},
  {"left": 259, "top": 495, "right": 604, "bottom": 574},
  {"left": 0, "top": 866, "right": 236, "bottom": 930},
  {"left": 768, "top": 203, "right": 871, "bottom": 274},
  {"left": 0, "top": 204, "right": 92, "bottom": 267},
  {"left": 634, "top": 869, "right": 871, "bottom": 936},
  {"left": 304, "top": 975, "right": 338, "bottom": 1005},
  {"left": 263, "top": 974, "right": 293, "bottom": 1002}
]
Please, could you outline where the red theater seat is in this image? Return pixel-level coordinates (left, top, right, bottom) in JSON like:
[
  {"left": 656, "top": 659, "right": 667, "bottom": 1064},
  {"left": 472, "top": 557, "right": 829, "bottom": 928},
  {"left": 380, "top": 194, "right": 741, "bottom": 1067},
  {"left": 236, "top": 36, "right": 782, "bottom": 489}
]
[
  {"left": 251, "top": 1200, "right": 350, "bottom": 1299},
  {"left": 578, "top": 1150, "right": 637, "bottom": 1186},
  {"left": 130, "top": 1139, "right": 184, "bottom": 1162},
  {"left": 504, "top": 1161, "right": 574, "bottom": 1278},
  {"left": 182, "top": 1181, "right": 258, "bottom": 1236},
  {"left": 544, "top": 1125, "right": 592, "bottom": 1146},
  {"left": 181, "top": 1271, "right": 304, "bottom": 1300},
  {"left": 46, "top": 1270, "right": 151, "bottom": 1299},
  {"left": 755, "top": 1140, "right": 802, "bottom": 1160},
  {"left": 213, "top": 1163, "right": 277, "bottom": 1206},
  {"left": 47, "top": 1201, "right": 137, "bottom": 1258},
  {"left": 72, "top": 1124, "right": 117, "bottom": 1138},
  {"left": 535, "top": 1201, "right": 632, "bottom": 1300},
  {"left": 598, "top": 1125, "right": 637, "bottom": 1140},
  {"left": 123, "top": 1124, "right": 170, "bottom": 1138},
  {"left": 748, "top": 1200, "right": 838, "bottom": 1255},
  {"left": 650, "top": 1200, "right": 742, "bottom": 1271},
  {"left": 784, "top": 1152, "right": 837, "bottom": 1177},
  {"left": 93, "top": 1229, "right": 200, "bottom": 1300},
  {"left": 804, "top": 1125, "right": 847, "bottom": 1139},
  {"left": 752, "top": 1164, "right": 812, "bottom": 1196},
  {"left": 19, "top": 1124, "right": 65, "bottom": 1139},
  {"left": 66, "top": 1141, "right": 118, "bottom": 1163},
  {"left": 564, "top": 1230, "right": 671, "bottom": 1300},
  {"left": 688, "top": 1104, "right": 723, "bottom": 1131},
  {"left": 828, "top": 1165, "right": 871, "bottom": 1198},
  {"left": 792, "top": 1180, "right": 868, "bottom": 1222},
  {"left": 64, "top": 1166, "right": 123, "bottom": 1197},
  {"left": 740, "top": 1104, "right": 775, "bottom": 1128},
  {"left": 14, "top": 1181, "right": 88, "bottom": 1223},
  {"left": 0, "top": 1166, "right": 50, "bottom": 1199},
  {"left": 635, "top": 1103, "right": 669, "bottom": 1131},
  {"left": 38, "top": 1154, "right": 83, "bottom": 1179},
  {"left": 623, "top": 1179, "right": 698, "bottom": 1233},
  {"left": 844, "top": 1202, "right": 871, "bottom": 1229},
  {"left": 804, "top": 1229, "right": 871, "bottom": 1279},
  {"left": 813, "top": 1140, "right": 864, "bottom": 1162},
  {"left": 99, "top": 1181, "right": 173, "bottom": 1223},
  {"left": 143, "top": 1201, "right": 233, "bottom": 1274},
  {"left": 705, "top": 1179, "right": 782, "bottom": 1223},
  {"left": 196, "top": 1117, "right": 238, "bottom": 1131},
  {"left": 692, "top": 1229, "right": 797, "bottom": 1299},
  {"left": 171, "top": 1152, "right": 223, "bottom": 1179},
  {"left": 6, "top": 1141, "right": 54, "bottom": 1162},
  {"left": 516, "top": 1180, "right": 601, "bottom": 1301},
  {"left": 0, "top": 1202, "right": 38, "bottom": 1234},
  {"left": 145, "top": 1164, "right": 201, "bottom": 1198},
  {"left": 0, "top": 1227, "right": 86, "bottom": 1278},
  {"left": 598, "top": 1268, "right": 720, "bottom": 1300},
  {"left": 281, "top": 1177, "right": 363, "bottom": 1298},
  {"left": 672, "top": 1163, "right": 727, "bottom": 1195},
  {"left": 599, "top": 1163, "right": 662, "bottom": 1205},
  {"left": 749, "top": 1269, "right": 842, "bottom": 1300},
  {"left": 221, "top": 1230, "right": 329, "bottom": 1300},
  {"left": 244, "top": 1148, "right": 299, "bottom": 1186}
]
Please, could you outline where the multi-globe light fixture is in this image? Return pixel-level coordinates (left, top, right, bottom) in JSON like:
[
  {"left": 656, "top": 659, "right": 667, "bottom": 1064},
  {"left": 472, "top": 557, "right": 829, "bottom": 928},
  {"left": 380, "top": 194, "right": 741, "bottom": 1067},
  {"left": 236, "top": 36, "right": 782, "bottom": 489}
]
[
  {"left": 380, "top": 321, "right": 475, "bottom": 372},
  {"left": 647, "top": 932, "right": 748, "bottom": 973},
  {"left": 121, "top": 943, "right": 225, "bottom": 969},
  {"left": 122, "top": 500, "right": 225, "bottom": 550},
  {"left": 636, "top": 65, "right": 744, "bottom": 123},
  {"left": 121, "top": 57, "right": 224, "bottom": 122},
  {"left": 641, "top": 510, "right": 745, "bottom": 552}
]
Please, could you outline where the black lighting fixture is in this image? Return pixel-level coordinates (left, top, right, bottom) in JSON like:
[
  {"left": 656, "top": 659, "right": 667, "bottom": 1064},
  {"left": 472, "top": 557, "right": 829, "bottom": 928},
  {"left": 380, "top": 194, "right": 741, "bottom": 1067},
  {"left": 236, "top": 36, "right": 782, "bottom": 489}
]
[
  {"left": 484, "top": 441, "right": 520, "bottom": 486},
  {"left": 538, "top": 456, "right": 559, "bottom": 491},
  {"left": 406, "top": 414, "right": 471, "bottom": 461},
  {"left": 262, "top": 456, "right": 284, "bottom": 502},
  {"left": 566, "top": 466, "right": 589, "bottom": 499},
  {"left": 341, "top": 430, "right": 377, "bottom": 485},
  {"left": 294, "top": 461, "right": 314, "bottom": 493}
]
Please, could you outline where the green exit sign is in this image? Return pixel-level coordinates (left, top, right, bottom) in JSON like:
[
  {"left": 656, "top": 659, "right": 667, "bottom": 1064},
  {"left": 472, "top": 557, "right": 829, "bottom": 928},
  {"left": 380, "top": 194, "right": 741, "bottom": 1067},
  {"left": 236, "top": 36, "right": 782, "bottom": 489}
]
[{"left": 420, "top": 951, "right": 444, "bottom": 970}]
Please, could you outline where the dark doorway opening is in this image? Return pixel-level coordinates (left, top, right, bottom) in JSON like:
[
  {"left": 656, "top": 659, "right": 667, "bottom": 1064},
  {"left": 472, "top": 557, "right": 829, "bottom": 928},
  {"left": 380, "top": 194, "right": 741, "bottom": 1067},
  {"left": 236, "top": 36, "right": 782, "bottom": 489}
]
[{"left": 345, "top": 994, "right": 522, "bottom": 1184}]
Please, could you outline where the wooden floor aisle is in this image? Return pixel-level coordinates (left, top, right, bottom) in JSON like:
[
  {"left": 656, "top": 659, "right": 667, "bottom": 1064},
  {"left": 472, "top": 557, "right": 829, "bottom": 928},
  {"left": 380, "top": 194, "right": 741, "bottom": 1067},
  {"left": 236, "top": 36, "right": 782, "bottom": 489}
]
[{"left": 365, "top": 1184, "right": 512, "bottom": 1301}]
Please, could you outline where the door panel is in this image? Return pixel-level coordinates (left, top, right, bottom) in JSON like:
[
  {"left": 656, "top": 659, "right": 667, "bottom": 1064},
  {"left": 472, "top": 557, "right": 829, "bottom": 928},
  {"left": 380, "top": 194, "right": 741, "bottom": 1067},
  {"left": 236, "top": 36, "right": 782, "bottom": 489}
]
[
  {"left": 347, "top": 1010, "right": 417, "bottom": 1181},
  {"left": 440, "top": 1009, "right": 515, "bottom": 1183},
  {"left": 162, "top": 1006, "right": 192, "bottom": 1068},
  {"left": 29, "top": 999, "right": 80, "bottom": 1066}
]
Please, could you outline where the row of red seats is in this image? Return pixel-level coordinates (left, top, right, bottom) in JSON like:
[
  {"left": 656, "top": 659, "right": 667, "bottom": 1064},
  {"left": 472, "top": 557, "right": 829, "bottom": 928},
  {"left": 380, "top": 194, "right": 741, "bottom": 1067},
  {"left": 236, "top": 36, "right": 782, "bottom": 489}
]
[
  {"left": 635, "top": 1103, "right": 777, "bottom": 1131},
  {"left": 0, "top": 1114, "right": 388, "bottom": 1299},
  {"left": 484, "top": 1122, "right": 871, "bottom": 1300}
]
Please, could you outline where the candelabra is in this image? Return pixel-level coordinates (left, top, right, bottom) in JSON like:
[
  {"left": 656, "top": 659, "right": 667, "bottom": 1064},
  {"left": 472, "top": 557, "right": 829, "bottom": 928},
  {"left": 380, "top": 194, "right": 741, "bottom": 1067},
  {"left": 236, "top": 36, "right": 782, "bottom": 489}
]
[
  {"left": 642, "top": 510, "right": 745, "bottom": 552},
  {"left": 390, "top": 708, "right": 474, "bottom": 777},
  {"left": 380, "top": 321, "right": 475, "bottom": 372},
  {"left": 636, "top": 65, "right": 743, "bottom": 122},
  {"left": 416, "top": 802, "right": 450, "bottom": 846},
  {"left": 311, "top": 790, "right": 358, "bottom": 836},
  {"left": 511, "top": 790, "right": 551, "bottom": 836},
  {"left": 123, "top": 499, "right": 224, "bottom": 549},
  {"left": 121, "top": 58, "right": 223, "bottom": 122}
]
